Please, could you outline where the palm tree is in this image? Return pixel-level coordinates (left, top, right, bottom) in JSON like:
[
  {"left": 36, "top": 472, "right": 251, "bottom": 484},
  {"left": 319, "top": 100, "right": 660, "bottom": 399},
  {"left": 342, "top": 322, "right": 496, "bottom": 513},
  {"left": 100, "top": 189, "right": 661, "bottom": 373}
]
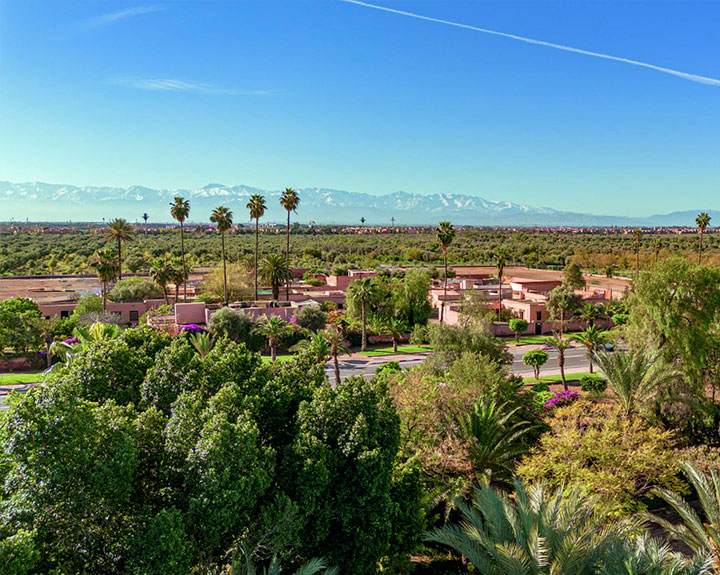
[
  {"left": 89, "top": 248, "right": 119, "bottom": 310},
  {"left": 458, "top": 399, "right": 533, "bottom": 487},
  {"left": 360, "top": 216, "right": 365, "bottom": 226},
  {"left": 592, "top": 348, "right": 678, "bottom": 418},
  {"left": 254, "top": 316, "right": 292, "bottom": 361},
  {"left": 649, "top": 462, "right": 720, "bottom": 571},
  {"left": 103, "top": 218, "right": 135, "bottom": 280},
  {"left": 280, "top": 188, "right": 300, "bottom": 300},
  {"left": 494, "top": 246, "right": 508, "bottom": 322},
  {"left": 259, "top": 254, "right": 292, "bottom": 302},
  {"left": 385, "top": 316, "right": 407, "bottom": 353},
  {"left": 189, "top": 331, "right": 214, "bottom": 358},
  {"left": 391, "top": 216, "right": 395, "bottom": 226},
  {"left": 169, "top": 256, "right": 187, "bottom": 302},
  {"left": 150, "top": 257, "right": 173, "bottom": 304},
  {"left": 142, "top": 212, "right": 149, "bottom": 236},
  {"left": 573, "top": 325, "right": 606, "bottom": 373},
  {"left": 436, "top": 221, "right": 455, "bottom": 323},
  {"left": 633, "top": 228, "right": 642, "bottom": 274},
  {"left": 696, "top": 212, "right": 711, "bottom": 264},
  {"left": 579, "top": 302, "right": 605, "bottom": 327},
  {"left": 323, "top": 325, "right": 351, "bottom": 387},
  {"left": 425, "top": 480, "right": 638, "bottom": 575},
  {"left": 210, "top": 206, "right": 233, "bottom": 305},
  {"left": 652, "top": 239, "right": 662, "bottom": 266},
  {"left": 291, "top": 332, "right": 332, "bottom": 365},
  {"left": 170, "top": 197, "right": 191, "bottom": 302},
  {"left": 546, "top": 333, "right": 572, "bottom": 390},
  {"left": 233, "top": 545, "right": 338, "bottom": 575},
  {"left": 350, "top": 277, "right": 376, "bottom": 352},
  {"left": 247, "top": 194, "right": 267, "bottom": 301}
]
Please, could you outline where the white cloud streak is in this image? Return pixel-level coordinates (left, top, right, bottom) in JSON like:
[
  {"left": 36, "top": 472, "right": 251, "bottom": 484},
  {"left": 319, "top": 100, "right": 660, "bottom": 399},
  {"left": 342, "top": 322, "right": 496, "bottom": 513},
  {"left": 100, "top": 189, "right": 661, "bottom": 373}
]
[
  {"left": 87, "top": 5, "right": 161, "bottom": 27},
  {"left": 340, "top": 0, "right": 720, "bottom": 87},
  {"left": 110, "top": 76, "right": 274, "bottom": 96}
]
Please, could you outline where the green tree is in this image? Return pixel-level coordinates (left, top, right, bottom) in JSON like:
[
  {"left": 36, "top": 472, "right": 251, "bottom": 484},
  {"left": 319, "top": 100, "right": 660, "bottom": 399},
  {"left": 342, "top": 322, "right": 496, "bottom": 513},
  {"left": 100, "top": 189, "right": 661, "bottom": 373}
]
[
  {"left": 208, "top": 307, "right": 256, "bottom": 343},
  {"left": 169, "top": 256, "right": 188, "bottom": 303},
  {"left": 280, "top": 187, "right": 300, "bottom": 300},
  {"left": 579, "top": 302, "right": 605, "bottom": 327},
  {"left": 210, "top": 205, "right": 233, "bottom": 305},
  {"left": 170, "top": 196, "right": 191, "bottom": 302},
  {"left": 89, "top": 247, "right": 119, "bottom": 310},
  {"left": 109, "top": 277, "right": 163, "bottom": 302},
  {"left": 103, "top": 217, "right": 135, "bottom": 280},
  {"left": 254, "top": 316, "right": 292, "bottom": 361},
  {"left": 563, "top": 261, "right": 586, "bottom": 290},
  {"left": 150, "top": 257, "right": 173, "bottom": 305},
  {"left": 508, "top": 318, "right": 529, "bottom": 343},
  {"left": 247, "top": 194, "right": 267, "bottom": 301},
  {"left": 436, "top": 221, "right": 455, "bottom": 323},
  {"left": 291, "top": 332, "right": 332, "bottom": 365},
  {"left": 546, "top": 333, "right": 572, "bottom": 390},
  {"left": 546, "top": 284, "right": 581, "bottom": 335},
  {"left": 521, "top": 348, "right": 548, "bottom": 380},
  {"left": 573, "top": 325, "right": 607, "bottom": 373},
  {"left": 322, "top": 325, "right": 350, "bottom": 387},
  {"left": 349, "top": 277, "right": 376, "bottom": 352},
  {"left": 696, "top": 212, "right": 711, "bottom": 264},
  {"left": 259, "top": 254, "right": 293, "bottom": 302}
]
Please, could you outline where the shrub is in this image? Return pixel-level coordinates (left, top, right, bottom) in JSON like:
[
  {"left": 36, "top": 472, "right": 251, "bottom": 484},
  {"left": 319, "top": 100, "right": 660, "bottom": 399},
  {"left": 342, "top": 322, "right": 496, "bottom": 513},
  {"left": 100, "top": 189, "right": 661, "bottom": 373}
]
[
  {"left": 208, "top": 307, "right": 255, "bottom": 343},
  {"left": 72, "top": 294, "right": 103, "bottom": 317},
  {"left": 293, "top": 304, "right": 327, "bottom": 332},
  {"left": 375, "top": 361, "right": 401, "bottom": 376},
  {"left": 521, "top": 349, "right": 549, "bottom": 379},
  {"left": 109, "top": 277, "right": 163, "bottom": 302},
  {"left": 508, "top": 318, "right": 529, "bottom": 342},
  {"left": 408, "top": 324, "right": 429, "bottom": 345},
  {"left": 531, "top": 382, "right": 550, "bottom": 394},
  {"left": 543, "top": 390, "right": 579, "bottom": 409},
  {"left": 304, "top": 278, "right": 325, "bottom": 287},
  {"left": 581, "top": 373, "right": 607, "bottom": 394},
  {"left": 517, "top": 401, "right": 685, "bottom": 515},
  {"left": 612, "top": 313, "right": 629, "bottom": 326}
]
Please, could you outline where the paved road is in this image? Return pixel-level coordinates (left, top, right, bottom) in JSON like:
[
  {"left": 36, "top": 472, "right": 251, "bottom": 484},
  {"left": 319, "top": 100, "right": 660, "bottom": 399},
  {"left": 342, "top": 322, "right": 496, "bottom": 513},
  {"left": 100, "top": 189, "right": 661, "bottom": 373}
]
[{"left": 327, "top": 346, "right": 592, "bottom": 382}]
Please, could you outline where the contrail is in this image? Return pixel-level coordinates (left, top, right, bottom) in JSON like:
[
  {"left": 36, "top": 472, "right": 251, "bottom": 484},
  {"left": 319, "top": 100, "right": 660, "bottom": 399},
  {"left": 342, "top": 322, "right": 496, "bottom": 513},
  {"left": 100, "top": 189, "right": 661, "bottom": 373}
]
[{"left": 340, "top": 0, "right": 720, "bottom": 87}]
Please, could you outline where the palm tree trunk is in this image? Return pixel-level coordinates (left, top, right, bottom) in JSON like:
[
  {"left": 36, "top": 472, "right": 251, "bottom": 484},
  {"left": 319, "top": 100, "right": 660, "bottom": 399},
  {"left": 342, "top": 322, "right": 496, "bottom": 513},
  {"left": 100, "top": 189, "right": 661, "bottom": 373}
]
[
  {"left": 441, "top": 251, "right": 447, "bottom": 323},
  {"left": 102, "top": 282, "right": 108, "bottom": 311},
  {"left": 589, "top": 358, "right": 593, "bottom": 373},
  {"left": 361, "top": 301, "right": 367, "bottom": 352},
  {"left": 163, "top": 287, "right": 169, "bottom": 305},
  {"left": 117, "top": 238, "right": 122, "bottom": 280},
  {"left": 175, "top": 284, "right": 179, "bottom": 303},
  {"left": 221, "top": 232, "right": 228, "bottom": 305},
  {"left": 393, "top": 337, "right": 398, "bottom": 353},
  {"left": 498, "top": 267, "right": 503, "bottom": 322},
  {"left": 333, "top": 352, "right": 341, "bottom": 387},
  {"left": 271, "top": 341, "right": 276, "bottom": 361},
  {"left": 699, "top": 232, "right": 703, "bottom": 265},
  {"left": 254, "top": 219, "right": 259, "bottom": 301},
  {"left": 180, "top": 223, "right": 187, "bottom": 302},
  {"left": 286, "top": 211, "right": 291, "bottom": 301},
  {"left": 272, "top": 282, "right": 279, "bottom": 302},
  {"left": 560, "top": 354, "right": 567, "bottom": 390}
]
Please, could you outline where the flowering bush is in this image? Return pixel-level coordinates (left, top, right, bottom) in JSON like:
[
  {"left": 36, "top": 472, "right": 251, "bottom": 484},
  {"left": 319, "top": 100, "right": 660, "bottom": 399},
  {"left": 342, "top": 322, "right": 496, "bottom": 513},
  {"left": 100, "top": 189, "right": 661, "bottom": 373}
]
[
  {"left": 544, "top": 390, "right": 579, "bottom": 409},
  {"left": 177, "top": 324, "right": 205, "bottom": 334}
]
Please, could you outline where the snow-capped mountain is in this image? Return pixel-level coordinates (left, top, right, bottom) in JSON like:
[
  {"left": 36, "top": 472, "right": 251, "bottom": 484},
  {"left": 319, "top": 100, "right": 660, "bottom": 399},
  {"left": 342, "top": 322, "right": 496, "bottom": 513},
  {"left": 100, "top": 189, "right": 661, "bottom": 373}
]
[{"left": 0, "top": 181, "right": 714, "bottom": 227}]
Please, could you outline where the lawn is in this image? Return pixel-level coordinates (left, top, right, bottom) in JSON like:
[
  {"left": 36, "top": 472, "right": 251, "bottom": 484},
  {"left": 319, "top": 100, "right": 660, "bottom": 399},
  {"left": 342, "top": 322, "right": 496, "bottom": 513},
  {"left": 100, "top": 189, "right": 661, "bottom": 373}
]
[
  {"left": 522, "top": 372, "right": 591, "bottom": 384},
  {"left": 359, "top": 344, "right": 434, "bottom": 357},
  {"left": 0, "top": 372, "right": 44, "bottom": 385},
  {"left": 511, "top": 335, "right": 552, "bottom": 345},
  {"left": 260, "top": 355, "right": 296, "bottom": 364}
]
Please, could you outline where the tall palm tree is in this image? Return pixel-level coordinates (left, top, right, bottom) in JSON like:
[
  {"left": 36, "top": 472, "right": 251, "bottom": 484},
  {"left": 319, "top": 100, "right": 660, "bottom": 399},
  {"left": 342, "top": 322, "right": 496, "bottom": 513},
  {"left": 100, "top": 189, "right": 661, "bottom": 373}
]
[
  {"left": 350, "top": 277, "right": 376, "bottom": 352},
  {"left": 103, "top": 218, "right": 135, "bottom": 280},
  {"left": 89, "top": 248, "right": 119, "bottom": 311},
  {"left": 385, "top": 316, "right": 407, "bottom": 353},
  {"left": 290, "top": 332, "right": 332, "bottom": 365},
  {"left": 170, "top": 196, "right": 191, "bottom": 302},
  {"left": 494, "top": 246, "right": 508, "bottom": 322},
  {"left": 150, "top": 257, "right": 173, "bottom": 304},
  {"left": 426, "top": 480, "right": 638, "bottom": 575},
  {"left": 259, "top": 254, "right": 292, "bottom": 302},
  {"left": 280, "top": 188, "right": 300, "bottom": 300},
  {"left": 210, "top": 206, "right": 233, "bottom": 305},
  {"left": 142, "top": 213, "right": 149, "bottom": 236},
  {"left": 650, "top": 462, "right": 720, "bottom": 571},
  {"left": 169, "top": 256, "right": 187, "bottom": 303},
  {"left": 573, "top": 325, "right": 606, "bottom": 373},
  {"left": 592, "top": 348, "right": 678, "bottom": 418},
  {"left": 322, "top": 325, "right": 351, "bottom": 387},
  {"left": 360, "top": 216, "right": 365, "bottom": 226},
  {"left": 254, "top": 316, "right": 292, "bottom": 361},
  {"left": 391, "top": 216, "right": 395, "bottom": 226},
  {"left": 247, "top": 194, "right": 267, "bottom": 301},
  {"left": 633, "top": 228, "right": 642, "bottom": 274},
  {"left": 436, "top": 221, "right": 455, "bottom": 323},
  {"left": 546, "top": 333, "right": 572, "bottom": 390},
  {"left": 696, "top": 212, "right": 711, "bottom": 264},
  {"left": 458, "top": 399, "right": 533, "bottom": 488}
]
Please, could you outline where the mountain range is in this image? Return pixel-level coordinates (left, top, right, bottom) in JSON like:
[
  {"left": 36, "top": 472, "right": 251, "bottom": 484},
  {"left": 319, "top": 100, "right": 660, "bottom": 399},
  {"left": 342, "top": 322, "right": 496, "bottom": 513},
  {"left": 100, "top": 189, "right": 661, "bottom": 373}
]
[{"left": 0, "top": 181, "right": 715, "bottom": 227}]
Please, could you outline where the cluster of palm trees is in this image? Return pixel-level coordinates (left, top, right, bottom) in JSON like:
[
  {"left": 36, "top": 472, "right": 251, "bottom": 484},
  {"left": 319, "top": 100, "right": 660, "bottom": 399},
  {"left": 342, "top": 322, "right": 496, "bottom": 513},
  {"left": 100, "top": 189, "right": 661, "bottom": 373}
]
[{"left": 89, "top": 189, "right": 302, "bottom": 307}]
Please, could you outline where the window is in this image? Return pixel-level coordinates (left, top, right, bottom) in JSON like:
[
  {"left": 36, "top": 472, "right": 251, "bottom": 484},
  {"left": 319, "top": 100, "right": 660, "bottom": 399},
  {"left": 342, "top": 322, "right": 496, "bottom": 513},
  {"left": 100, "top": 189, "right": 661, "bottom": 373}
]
[
  {"left": 536, "top": 311, "right": 542, "bottom": 322},
  {"left": 61, "top": 310, "right": 70, "bottom": 319},
  {"left": 129, "top": 310, "right": 139, "bottom": 322}
]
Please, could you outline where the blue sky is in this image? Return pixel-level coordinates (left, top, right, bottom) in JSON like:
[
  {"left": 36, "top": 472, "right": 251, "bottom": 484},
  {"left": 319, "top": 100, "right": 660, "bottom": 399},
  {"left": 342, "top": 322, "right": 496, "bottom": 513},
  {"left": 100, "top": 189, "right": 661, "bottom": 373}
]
[{"left": 0, "top": 0, "right": 718, "bottom": 216}]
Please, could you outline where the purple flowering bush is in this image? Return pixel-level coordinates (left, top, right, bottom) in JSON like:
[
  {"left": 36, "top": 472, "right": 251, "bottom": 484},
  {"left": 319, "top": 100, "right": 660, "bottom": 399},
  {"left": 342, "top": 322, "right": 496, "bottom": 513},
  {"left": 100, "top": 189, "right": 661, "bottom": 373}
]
[
  {"left": 177, "top": 324, "right": 205, "bottom": 334},
  {"left": 543, "top": 390, "right": 579, "bottom": 409}
]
